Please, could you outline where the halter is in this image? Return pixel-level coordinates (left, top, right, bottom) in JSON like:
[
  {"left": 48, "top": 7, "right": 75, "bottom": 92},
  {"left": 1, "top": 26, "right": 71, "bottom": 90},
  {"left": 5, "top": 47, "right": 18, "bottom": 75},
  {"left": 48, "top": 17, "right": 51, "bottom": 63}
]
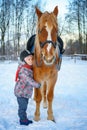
[
  {"left": 38, "top": 29, "right": 57, "bottom": 48},
  {"left": 40, "top": 40, "right": 57, "bottom": 48}
]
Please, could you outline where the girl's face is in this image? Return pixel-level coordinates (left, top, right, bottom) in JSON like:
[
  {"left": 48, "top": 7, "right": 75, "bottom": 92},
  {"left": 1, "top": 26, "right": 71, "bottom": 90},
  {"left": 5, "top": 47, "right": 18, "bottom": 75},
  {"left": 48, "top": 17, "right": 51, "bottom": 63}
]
[{"left": 24, "top": 55, "right": 33, "bottom": 65}]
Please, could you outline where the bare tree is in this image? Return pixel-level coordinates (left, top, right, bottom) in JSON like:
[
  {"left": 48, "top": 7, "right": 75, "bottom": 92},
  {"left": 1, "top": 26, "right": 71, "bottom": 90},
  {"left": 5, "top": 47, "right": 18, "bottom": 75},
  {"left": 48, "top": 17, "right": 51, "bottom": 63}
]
[
  {"left": 82, "top": 0, "right": 87, "bottom": 53},
  {"left": 0, "top": 0, "right": 11, "bottom": 55},
  {"left": 65, "top": 0, "right": 87, "bottom": 54},
  {"left": 0, "top": 0, "right": 55, "bottom": 57},
  {"left": 25, "top": 1, "right": 41, "bottom": 41},
  {"left": 14, "top": 0, "right": 29, "bottom": 55}
]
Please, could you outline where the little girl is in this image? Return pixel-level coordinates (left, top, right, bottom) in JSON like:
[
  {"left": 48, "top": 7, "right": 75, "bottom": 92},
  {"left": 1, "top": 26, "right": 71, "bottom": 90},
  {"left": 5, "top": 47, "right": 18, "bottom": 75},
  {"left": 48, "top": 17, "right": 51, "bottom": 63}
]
[{"left": 14, "top": 50, "right": 41, "bottom": 125}]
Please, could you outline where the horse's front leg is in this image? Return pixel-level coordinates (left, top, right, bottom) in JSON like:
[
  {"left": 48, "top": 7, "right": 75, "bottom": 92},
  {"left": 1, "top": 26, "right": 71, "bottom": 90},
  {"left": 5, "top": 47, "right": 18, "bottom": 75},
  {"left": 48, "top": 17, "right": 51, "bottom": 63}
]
[
  {"left": 47, "top": 74, "right": 57, "bottom": 121},
  {"left": 42, "top": 82, "right": 47, "bottom": 108},
  {"left": 47, "top": 87, "right": 54, "bottom": 121},
  {"left": 34, "top": 88, "right": 42, "bottom": 121}
]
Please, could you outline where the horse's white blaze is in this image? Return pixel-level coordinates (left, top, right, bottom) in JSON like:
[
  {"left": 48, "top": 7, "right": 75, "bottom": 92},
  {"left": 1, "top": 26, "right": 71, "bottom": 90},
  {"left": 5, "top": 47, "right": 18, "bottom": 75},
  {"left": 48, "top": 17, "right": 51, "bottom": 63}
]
[
  {"left": 47, "top": 43, "right": 51, "bottom": 52},
  {"left": 45, "top": 23, "right": 52, "bottom": 53}
]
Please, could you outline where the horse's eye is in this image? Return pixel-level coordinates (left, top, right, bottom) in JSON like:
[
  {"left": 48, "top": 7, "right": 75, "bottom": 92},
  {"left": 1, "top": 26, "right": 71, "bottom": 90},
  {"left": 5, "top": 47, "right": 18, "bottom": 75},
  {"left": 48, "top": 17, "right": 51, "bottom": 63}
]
[
  {"left": 38, "top": 29, "right": 41, "bottom": 34},
  {"left": 40, "top": 42, "right": 44, "bottom": 48}
]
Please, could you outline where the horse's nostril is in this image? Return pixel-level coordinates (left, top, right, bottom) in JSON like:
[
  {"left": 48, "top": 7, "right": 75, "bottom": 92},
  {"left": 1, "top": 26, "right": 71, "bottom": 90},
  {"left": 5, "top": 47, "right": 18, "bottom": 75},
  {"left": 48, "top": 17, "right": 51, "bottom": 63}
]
[
  {"left": 41, "top": 53, "right": 43, "bottom": 57},
  {"left": 41, "top": 53, "right": 45, "bottom": 58}
]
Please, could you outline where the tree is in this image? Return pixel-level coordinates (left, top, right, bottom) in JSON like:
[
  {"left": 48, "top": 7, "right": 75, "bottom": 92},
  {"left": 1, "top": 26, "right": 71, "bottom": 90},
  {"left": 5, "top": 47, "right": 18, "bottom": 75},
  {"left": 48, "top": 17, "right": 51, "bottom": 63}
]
[
  {"left": 25, "top": 1, "right": 42, "bottom": 40},
  {"left": 0, "top": 0, "right": 56, "bottom": 57},
  {"left": 0, "top": 0, "right": 11, "bottom": 55},
  {"left": 14, "top": 0, "right": 29, "bottom": 55},
  {"left": 65, "top": 0, "right": 87, "bottom": 54}
]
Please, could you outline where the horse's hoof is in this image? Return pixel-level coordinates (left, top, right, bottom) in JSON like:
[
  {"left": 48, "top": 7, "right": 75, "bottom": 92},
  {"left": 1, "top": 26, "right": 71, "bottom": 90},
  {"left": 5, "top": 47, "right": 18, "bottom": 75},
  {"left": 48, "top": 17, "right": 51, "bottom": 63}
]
[
  {"left": 43, "top": 102, "right": 47, "bottom": 108},
  {"left": 43, "top": 106, "right": 47, "bottom": 109},
  {"left": 47, "top": 116, "right": 55, "bottom": 122},
  {"left": 47, "top": 118, "right": 56, "bottom": 123},
  {"left": 52, "top": 118, "right": 56, "bottom": 123},
  {"left": 33, "top": 116, "right": 40, "bottom": 121}
]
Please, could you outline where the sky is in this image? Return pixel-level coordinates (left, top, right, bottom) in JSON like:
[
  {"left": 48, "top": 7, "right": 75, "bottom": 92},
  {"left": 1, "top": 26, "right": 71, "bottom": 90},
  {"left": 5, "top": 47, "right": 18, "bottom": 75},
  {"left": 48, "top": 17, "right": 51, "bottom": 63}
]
[
  {"left": 35, "top": 0, "right": 69, "bottom": 19},
  {"left": 44, "top": 0, "right": 69, "bottom": 18}
]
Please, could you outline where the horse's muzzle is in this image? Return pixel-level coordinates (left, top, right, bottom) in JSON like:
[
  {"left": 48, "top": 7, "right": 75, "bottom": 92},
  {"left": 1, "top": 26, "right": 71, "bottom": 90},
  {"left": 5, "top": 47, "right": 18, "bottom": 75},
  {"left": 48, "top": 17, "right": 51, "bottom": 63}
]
[{"left": 43, "top": 56, "right": 56, "bottom": 65}]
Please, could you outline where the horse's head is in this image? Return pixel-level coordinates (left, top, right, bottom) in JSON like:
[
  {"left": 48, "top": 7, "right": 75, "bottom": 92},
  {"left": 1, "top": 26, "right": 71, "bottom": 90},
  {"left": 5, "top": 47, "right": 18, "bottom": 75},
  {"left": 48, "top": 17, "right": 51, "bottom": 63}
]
[{"left": 35, "top": 6, "right": 59, "bottom": 66}]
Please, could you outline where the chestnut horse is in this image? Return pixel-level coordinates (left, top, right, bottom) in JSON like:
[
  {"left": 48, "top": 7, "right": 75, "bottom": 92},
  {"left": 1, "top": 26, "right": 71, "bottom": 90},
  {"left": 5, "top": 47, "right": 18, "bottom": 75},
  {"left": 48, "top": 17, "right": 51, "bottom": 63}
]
[{"left": 33, "top": 6, "right": 59, "bottom": 121}]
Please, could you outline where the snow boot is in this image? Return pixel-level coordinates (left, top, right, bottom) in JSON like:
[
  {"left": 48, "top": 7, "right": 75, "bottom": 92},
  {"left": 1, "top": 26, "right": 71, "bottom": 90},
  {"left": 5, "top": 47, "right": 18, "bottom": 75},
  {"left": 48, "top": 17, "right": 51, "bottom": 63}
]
[{"left": 20, "top": 119, "right": 33, "bottom": 125}]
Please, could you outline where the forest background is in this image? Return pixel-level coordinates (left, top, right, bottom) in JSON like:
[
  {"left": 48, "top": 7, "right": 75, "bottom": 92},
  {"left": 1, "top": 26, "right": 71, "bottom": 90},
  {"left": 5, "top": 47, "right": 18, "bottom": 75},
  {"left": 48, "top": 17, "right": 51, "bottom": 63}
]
[{"left": 0, "top": 0, "right": 87, "bottom": 60}]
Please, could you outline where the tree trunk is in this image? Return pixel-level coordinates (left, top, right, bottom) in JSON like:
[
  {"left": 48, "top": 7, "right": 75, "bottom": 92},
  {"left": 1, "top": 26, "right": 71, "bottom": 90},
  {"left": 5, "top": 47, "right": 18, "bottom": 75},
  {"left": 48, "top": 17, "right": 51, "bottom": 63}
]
[
  {"left": 1, "top": 32, "right": 5, "bottom": 55},
  {"left": 86, "top": 34, "right": 87, "bottom": 54}
]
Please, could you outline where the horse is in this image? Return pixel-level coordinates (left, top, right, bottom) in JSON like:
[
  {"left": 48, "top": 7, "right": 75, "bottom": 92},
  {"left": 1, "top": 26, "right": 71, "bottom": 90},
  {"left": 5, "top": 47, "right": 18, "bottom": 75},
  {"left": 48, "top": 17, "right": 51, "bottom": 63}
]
[{"left": 33, "top": 6, "right": 60, "bottom": 122}]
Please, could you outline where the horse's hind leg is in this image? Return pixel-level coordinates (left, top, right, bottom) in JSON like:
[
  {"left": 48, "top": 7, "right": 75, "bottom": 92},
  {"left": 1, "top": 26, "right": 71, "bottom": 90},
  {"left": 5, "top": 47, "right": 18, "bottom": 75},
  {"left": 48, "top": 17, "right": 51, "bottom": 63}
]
[
  {"left": 42, "top": 82, "right": 47, "bottom": 108},
  {"left": 34, "top": 88, "right": 42, "bottom": 121}
]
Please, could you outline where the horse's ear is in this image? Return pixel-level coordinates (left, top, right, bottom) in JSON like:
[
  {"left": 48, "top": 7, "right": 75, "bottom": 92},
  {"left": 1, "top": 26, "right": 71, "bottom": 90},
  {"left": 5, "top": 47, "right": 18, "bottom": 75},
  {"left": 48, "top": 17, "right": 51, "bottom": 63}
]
[
  {"left": 35, "top": 7, "right": 42, "bottom": 19},
  {"left": 53, "top": 6, "right": 58, "bottom": 16}
]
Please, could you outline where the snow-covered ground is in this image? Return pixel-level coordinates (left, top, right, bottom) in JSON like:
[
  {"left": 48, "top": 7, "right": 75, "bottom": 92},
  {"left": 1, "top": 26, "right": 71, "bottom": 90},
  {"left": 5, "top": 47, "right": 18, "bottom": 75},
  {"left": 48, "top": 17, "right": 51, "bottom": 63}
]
[{"left": 0, "top": 57, "right": 87, "bottom": 130}]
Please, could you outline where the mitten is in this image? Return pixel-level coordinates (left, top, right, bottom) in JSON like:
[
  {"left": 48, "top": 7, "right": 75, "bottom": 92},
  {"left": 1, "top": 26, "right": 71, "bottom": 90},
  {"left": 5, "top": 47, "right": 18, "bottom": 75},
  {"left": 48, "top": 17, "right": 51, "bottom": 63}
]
[{"left": 38, "top": 83, "right": 41, "bottom": 88}]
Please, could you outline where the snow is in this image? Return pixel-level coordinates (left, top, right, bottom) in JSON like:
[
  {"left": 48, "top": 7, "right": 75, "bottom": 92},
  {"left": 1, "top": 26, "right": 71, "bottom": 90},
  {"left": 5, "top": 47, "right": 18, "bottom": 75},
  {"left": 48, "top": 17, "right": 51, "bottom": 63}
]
[{"left": 0, "top": 57, "right": 87, "bottom": 130}]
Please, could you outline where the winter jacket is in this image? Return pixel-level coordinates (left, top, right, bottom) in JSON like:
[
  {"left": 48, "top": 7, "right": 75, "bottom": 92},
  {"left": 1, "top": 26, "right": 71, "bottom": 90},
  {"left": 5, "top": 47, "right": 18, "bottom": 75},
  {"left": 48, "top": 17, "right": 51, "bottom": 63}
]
[{"left": 14, "top": 62, "right": 40, "bottom": 98}]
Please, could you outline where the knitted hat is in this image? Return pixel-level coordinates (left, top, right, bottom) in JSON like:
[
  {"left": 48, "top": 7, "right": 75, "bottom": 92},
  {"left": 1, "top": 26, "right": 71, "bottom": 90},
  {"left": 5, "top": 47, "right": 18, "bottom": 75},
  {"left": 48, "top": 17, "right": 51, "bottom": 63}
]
[{"left": 20, "top": 50, "right": 33, "bottom": 61}]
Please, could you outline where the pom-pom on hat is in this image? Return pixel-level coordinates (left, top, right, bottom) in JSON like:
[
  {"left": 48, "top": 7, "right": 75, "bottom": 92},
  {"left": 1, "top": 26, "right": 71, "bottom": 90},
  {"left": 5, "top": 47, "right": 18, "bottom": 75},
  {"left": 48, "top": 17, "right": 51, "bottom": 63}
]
[{"left": 20, "top": 49, "right": 33, "bottom": 61}]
